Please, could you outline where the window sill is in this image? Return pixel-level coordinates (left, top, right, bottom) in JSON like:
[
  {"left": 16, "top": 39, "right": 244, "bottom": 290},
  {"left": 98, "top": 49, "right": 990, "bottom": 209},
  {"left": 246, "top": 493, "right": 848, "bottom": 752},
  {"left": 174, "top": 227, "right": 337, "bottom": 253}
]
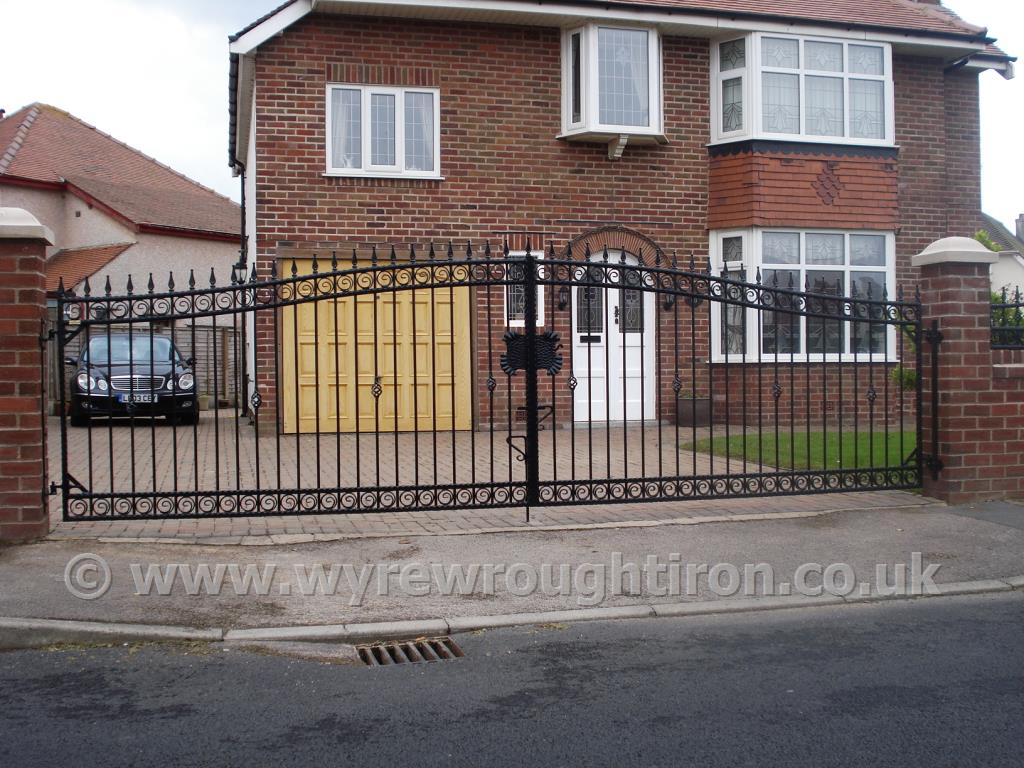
[
  {"left": 707, "top": 135, "right": 897, "bottom": 151},
  {"left": 711, "top": 355, "right": 901, "bottom": 365},
  {"left": 323, "top": 172, "right": 444, "bottom": 181},
  {"left": 559, "top": 128, "right": 668, "bottom": 145}
]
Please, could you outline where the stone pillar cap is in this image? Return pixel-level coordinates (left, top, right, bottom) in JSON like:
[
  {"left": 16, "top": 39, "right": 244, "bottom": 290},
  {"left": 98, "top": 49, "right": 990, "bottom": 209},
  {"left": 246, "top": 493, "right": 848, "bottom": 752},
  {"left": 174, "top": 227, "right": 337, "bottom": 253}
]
[
  {"left": 0, "top": 208, "right": 54, "bottom": 244},
  {"left": 912, "top": 236, "right": 998, "bottom": 267}
]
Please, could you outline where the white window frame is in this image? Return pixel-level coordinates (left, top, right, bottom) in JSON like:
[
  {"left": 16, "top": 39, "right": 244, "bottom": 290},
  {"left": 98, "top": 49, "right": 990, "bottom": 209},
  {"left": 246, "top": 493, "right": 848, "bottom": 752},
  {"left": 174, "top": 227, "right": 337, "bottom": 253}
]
[
  {"left": 710, "top": 228, "right": 897, "bottom": 363},
  {"left": 560, "top": 24, "right": 663, "bottom": 138},
  {"left": 325, "top": 84, "right": 442, "bottom": 179},
  {"left": 503, "top": 251, "right": 546, "bottom": 329},
  {"left": 710, "top": 33, "right": 895, "bottom": 147}
]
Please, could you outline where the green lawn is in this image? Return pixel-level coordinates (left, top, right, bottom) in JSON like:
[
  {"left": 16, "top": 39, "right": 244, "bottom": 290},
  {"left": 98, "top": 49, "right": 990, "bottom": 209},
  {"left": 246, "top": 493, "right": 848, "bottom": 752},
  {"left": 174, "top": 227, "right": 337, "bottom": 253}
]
[{"left": 687, "top": 430, "right": 917, "bottom": 471}]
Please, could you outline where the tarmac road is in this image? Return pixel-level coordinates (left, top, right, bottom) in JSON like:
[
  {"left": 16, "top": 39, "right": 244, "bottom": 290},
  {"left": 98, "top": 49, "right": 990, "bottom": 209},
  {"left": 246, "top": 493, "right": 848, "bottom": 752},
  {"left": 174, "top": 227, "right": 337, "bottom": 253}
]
[{"left": 2, "top": 591, "right": 1023, "bottom": 767}]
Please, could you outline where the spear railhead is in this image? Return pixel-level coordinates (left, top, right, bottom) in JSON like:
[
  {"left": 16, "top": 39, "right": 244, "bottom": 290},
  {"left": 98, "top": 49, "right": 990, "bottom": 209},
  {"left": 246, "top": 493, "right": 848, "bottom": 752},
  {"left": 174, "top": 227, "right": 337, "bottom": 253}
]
[
  {"left": 84, "top": 276, "right": 92, "bottom": 297},
  {"left": 311, "top": 254, "right": 319, "bottom": 274},
  {"left": 330, "top": 251, "right": 338, "bottom": 271},
  {"left": 148, "top": 273, "right": 155, "bottom": 293},
  {"left": 167, "top": 272, "right": 175, "bottom": 292},
  {"left": 188, "top": 269, "right": 196, "bottom": 289},
  {"left": 104, "top": 276, "right": 112, "bottom": 296},
  {"left": 465, "top": 240, "right": 473, "bottom": 260},
  {"left": 209, "top": 267, "right": 217, "bottom": 288},
  {"left": 446, "top": 240, "right": 454, "bottom": 260},
  {"left": 126, "top": 274, "right": 134, "bottom": 295}
]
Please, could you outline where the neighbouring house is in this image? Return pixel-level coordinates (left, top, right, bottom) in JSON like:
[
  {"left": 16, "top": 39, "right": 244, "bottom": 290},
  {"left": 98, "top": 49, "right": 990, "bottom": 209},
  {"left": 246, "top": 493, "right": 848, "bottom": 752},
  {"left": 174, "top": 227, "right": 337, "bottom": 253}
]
[
  {"left": 0, "top": 103, "right": 243, "bottom": 407},
  {"left": 980, "top": 212, "right": 1024, "bottom": 294},
  {"left": 228, "top": 0, "right": 1014, "bottom": 433}
]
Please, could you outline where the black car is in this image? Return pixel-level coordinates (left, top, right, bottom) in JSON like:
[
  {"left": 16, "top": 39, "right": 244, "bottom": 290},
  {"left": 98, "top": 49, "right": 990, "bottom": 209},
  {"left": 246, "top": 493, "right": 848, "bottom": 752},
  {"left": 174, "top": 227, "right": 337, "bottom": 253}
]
[{"left": 67, "top": 333, "right": 199, "bottom": 426}]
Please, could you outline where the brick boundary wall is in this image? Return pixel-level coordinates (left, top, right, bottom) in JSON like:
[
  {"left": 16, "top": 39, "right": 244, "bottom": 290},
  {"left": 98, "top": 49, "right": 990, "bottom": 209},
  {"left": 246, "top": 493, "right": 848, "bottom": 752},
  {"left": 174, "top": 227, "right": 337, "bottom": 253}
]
[
  {"left": 917, "top": 243, "right": 1024, "bottom": 504},
  {"left": 0, "top": 210, "right": 52, "bottom": 543}
]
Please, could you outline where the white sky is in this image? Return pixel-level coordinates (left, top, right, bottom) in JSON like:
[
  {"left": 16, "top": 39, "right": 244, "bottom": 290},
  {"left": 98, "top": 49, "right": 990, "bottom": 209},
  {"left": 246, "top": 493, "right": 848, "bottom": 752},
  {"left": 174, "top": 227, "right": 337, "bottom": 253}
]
[{"left": 1, "top": 0, "right": 1021, "bottom": 230}]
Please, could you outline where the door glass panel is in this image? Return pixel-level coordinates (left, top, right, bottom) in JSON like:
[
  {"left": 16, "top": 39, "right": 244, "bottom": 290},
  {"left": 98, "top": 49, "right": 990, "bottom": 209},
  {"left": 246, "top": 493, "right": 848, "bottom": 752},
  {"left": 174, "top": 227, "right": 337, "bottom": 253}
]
[
  {"left": 577, "top": 279, "right": 604, "bottom": 334},
  {"left": 619, "top": 268, "right": 644, "bottom": 333}
]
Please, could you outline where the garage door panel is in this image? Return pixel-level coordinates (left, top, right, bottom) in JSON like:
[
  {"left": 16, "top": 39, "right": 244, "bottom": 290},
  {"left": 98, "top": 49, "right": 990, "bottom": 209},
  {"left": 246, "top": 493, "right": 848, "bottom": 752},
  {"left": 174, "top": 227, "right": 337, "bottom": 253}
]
[{"left": 283, "top": 265, "right": 471, "bottom": 434}]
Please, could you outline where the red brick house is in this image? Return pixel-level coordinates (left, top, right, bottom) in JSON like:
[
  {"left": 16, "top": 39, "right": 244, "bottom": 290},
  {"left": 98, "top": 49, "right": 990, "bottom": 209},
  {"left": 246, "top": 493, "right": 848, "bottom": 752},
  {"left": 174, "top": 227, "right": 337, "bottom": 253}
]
[{"left": 228, "top": 0, "right": 1013, "bottom": 433}]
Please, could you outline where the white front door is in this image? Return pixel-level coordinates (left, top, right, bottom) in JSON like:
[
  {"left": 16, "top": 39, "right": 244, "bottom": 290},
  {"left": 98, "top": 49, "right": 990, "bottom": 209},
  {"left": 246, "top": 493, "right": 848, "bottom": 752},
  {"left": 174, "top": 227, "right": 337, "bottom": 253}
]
[{"left": 571, "top": 251, "right": 656, "bottom": 423}]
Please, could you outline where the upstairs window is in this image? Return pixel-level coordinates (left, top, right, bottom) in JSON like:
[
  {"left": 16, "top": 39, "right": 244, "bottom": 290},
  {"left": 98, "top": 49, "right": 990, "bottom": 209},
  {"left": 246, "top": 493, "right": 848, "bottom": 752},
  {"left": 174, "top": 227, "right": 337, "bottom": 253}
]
[
  {"left": 561, "top": 24, "right": 663, "bottom": 139},
  {"left": 326, "top": 85, "right": 441, "bottom": 178},
  {"left": 712, "top": 34, "right": 893, "bottom": 146}
]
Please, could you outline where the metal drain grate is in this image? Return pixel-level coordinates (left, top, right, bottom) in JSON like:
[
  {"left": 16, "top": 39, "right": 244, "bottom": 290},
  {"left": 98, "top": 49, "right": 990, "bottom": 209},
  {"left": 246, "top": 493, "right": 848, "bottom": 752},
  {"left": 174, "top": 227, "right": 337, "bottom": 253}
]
[{"left": 357, "top": 637, "right": 464, "bottom": 667}]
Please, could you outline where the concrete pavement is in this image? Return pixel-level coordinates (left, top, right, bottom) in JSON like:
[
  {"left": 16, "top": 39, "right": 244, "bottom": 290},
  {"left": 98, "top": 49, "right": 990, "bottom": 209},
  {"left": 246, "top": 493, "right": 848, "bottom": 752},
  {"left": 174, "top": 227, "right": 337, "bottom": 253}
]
[{"left": 2, "top": 499, "right": 1024, "bottom": 643}]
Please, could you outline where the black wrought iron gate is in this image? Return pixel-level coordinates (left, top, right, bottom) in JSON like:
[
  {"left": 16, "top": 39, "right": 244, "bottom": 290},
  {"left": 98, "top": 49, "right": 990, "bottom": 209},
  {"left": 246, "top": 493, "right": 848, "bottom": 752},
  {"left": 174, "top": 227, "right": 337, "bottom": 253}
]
[{"left": 52, "top": 242, "right": 923, "bottom": 521}]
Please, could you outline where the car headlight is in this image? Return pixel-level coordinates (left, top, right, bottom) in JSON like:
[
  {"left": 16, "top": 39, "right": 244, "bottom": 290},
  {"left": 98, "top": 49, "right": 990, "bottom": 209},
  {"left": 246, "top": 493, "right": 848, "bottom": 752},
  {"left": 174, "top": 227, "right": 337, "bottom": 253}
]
[
  {"left": 177, "top": 373, "right": 195, "bottom": 391},
  {"left": 76, "top": 373, "right": 96, "bottom": 392},
  {"left": 96, "top": 378, "right": 108, "bottom": 392}
]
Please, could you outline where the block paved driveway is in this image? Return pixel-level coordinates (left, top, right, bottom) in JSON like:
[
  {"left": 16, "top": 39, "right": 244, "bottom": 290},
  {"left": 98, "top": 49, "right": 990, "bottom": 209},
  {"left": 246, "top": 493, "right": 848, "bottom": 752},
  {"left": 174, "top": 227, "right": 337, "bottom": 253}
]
[{"left": 47, "top": 414, "right": 928, "bottom": 543}]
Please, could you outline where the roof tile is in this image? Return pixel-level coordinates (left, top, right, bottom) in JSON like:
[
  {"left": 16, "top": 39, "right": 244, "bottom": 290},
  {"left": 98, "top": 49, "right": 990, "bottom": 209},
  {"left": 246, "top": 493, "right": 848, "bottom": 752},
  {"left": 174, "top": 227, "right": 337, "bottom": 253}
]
[{"left": 45, "top": 243, "right": 134, "bottom": 293}]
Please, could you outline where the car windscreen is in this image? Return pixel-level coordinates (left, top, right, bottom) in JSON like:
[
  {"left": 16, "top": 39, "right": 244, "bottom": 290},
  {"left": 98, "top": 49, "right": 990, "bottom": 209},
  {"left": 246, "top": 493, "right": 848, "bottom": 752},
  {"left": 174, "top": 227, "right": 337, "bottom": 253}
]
[{"left": 85, "top": 336, "right": 176, "bottom": 364}]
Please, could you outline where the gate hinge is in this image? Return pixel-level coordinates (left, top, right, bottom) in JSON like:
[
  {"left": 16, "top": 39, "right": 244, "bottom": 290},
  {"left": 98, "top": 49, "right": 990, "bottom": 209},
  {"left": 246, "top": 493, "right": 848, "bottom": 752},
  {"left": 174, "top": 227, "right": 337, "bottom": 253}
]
[
  {"left": 924, "top": 454, "right": 944, "bottom": 480},
  {"left": 923, "top": 327, "right": 943, "bottom": 345}
]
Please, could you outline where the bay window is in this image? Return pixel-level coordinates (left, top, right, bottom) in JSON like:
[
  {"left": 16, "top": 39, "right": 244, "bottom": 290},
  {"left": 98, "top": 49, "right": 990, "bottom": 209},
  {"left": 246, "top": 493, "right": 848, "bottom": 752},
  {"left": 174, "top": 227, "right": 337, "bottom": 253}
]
[
  {"left": 561, "top": 24, "right": 663, "bottom": 142},
  {"left": 712, "top": 229, "right": 896, "bottom": 360},
  {"left": 711, "top": 34, "right": 893, "bottom": 145},
  {"left": 326, "top": 85, "right": 441, "bottom": 178}
]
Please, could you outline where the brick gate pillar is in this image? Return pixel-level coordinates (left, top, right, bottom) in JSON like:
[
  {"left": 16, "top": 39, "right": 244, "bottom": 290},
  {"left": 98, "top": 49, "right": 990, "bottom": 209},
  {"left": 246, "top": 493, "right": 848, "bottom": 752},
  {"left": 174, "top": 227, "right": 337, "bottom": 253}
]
[
  {"left": 913, "top": 236, "right": 1022, "bottom": 504},
  {"left": 0, "top": 209, "right": 53, "bottom": 543}
]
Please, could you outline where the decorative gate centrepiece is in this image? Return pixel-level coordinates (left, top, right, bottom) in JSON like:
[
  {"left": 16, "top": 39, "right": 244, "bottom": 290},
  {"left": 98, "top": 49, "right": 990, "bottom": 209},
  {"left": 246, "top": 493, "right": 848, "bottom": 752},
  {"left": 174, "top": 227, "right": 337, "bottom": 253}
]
[{"left": 53, "top": 242, "right": 924, "bottom": 521}]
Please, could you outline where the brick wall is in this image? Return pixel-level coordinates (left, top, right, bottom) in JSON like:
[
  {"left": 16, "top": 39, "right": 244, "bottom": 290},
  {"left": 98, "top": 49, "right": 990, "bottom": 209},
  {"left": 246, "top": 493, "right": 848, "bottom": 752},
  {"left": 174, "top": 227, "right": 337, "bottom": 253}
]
[
  {"left": 0, "top": 237, "right": 49, "bottom": 542},
  {"left": 708, "top": 148, "right": 899, "bottom": 232}
]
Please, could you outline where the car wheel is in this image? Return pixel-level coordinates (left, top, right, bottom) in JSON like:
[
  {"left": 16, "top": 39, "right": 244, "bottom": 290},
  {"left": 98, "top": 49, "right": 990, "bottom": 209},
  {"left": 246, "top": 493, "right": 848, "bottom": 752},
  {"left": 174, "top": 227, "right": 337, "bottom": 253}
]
[
  {"left": 70, "top": 407, "right": 89, "bottom": 427},
  {"left": 171, "top": 409, "right": 198, "bottom": 426}
]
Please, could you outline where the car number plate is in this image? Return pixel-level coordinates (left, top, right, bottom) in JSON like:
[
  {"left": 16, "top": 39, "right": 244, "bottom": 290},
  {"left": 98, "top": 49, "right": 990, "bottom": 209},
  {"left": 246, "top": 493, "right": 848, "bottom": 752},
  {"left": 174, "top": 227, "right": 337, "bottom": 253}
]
[{"left": 118, "top": 393, "right": 157, "bottom": 404}]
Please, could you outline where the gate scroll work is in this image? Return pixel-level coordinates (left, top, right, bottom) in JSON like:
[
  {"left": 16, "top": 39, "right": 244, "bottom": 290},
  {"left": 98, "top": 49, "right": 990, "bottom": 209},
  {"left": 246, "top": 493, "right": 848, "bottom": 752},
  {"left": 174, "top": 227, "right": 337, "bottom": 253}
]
[{"left": 52, "top": 241, "right": 923, "bottom": 521}]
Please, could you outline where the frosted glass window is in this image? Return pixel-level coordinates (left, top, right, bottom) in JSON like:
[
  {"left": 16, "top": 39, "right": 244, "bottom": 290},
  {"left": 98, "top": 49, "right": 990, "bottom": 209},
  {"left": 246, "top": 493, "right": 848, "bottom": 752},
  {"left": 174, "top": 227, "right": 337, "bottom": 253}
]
[
  {"left": 806, "top": 233, "right": 844, "bottom": 265},
  {"left": 370, "top": 94, "right": 395, "bottom": 166},
  {"left": 805, "top": 41, "right": 842, "bottom": 72},
  {"left": 805, "top": 76, "right": 844, "bottom": 137},
  {"left": 850, "top": 79, "right": 885, "bottom": 139},
  {"left": 763, "top": 232, "right": 800, "bottom": 264},
  {"left": 330, "top": 89, "right": 361, "bottom": 169},
  {"left": 762, "top": 38, "right": 799, "bottom": 69},
  {"left": 598, "top": 27, "right": 650, "bottom": 127},
  {"left": 720, "top": 39, "right": 746, "bottom": 71},
  {"left": 850, "top": 45, "right": 885, "bottom": 76},
  {"left": 722, "top": 78, "right": 743, "bottom": 133},
  {"left": 404, "top": 92, "right": 434, "bottom": 172},
  {"left": 850, "top": 235, "right": 886, "bottom": 266},
  {"left": 762, "top": 72, "right": 800, "bottom": 134}
]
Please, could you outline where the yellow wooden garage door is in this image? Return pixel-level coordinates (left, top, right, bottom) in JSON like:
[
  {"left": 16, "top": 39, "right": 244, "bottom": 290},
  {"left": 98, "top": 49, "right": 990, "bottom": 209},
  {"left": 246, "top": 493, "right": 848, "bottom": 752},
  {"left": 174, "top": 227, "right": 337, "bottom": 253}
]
[{"left": 281, "top": 262, "right": 472, "bottom": 434}]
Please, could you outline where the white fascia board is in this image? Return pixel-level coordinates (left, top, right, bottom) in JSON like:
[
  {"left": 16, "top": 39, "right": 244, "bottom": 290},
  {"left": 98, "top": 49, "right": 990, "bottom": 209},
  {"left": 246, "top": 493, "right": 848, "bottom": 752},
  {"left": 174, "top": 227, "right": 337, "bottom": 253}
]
[
  {"left": 234, "top": 55, "right": 256, "bottom": 168},
  {"left": 314, "top": 0, "right": 991, "bottom": 54},
  {"left": 229, "top": 0, "right": 314, "bottom": 55},
  {"left": 964, "top": 58, "right": 1016, "bottom": 79}
]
